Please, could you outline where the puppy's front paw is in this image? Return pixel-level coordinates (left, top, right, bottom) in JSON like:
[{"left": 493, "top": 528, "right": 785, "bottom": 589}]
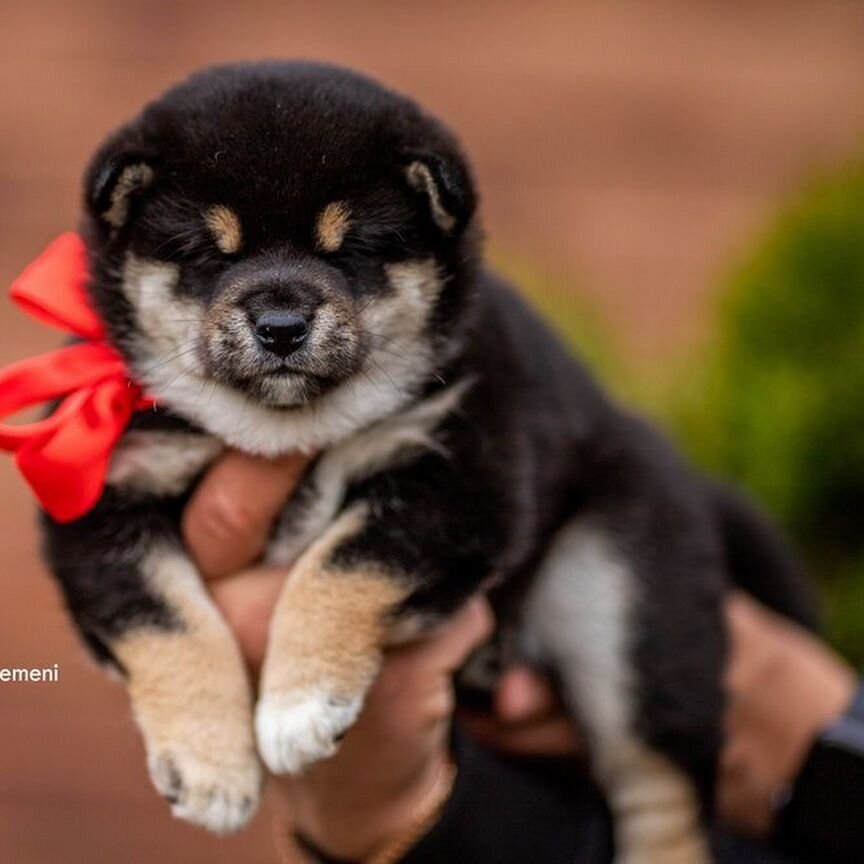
[
  {"left": 255, "top": 690, "right": 363, "bottom": 775},
  {"left": 148, "top": 744, "right": 262, "bottom": 834}
]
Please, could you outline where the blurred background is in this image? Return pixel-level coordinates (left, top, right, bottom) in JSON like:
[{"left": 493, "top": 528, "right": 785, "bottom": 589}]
[{"left": 2, "top": 1, "right": 864, "bottom": 861}]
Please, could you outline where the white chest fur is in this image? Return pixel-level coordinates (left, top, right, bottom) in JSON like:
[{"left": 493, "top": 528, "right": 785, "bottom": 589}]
[
  {"left": 266, "top": 381, "right": 467, "bottom": 566},
  {"left": 107, "top": 382, "right": 469, "bottom": 560},
  {"left": 108, "top": 431, "right": 225, "bottom": 496}
]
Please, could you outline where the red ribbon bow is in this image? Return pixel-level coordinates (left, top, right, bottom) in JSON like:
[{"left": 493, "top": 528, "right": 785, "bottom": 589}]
[{"left": 0, "top": 233, "right": 154, "bottom": 522}]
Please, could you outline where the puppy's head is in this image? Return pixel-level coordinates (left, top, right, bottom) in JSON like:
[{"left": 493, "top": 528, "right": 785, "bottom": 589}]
[{"left": 82, "top": 62, "right": 478, "bottom": 449}]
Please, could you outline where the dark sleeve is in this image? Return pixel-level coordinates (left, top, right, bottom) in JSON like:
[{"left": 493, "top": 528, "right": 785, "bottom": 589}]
[
  {"left": 294, "top": 731, "right": 610, "bottom": 864},
  {"left": 403, "top": 731, "right": 612, "bottom": 864},
  {"left": 297, "top": 727, "right": 799, "bottom": 864},
  {"left": 406, "top": 731, "right": 798, "bottom": 864},
  {"left": 774, "top": 683, "right": 864, "bottom": 863}
]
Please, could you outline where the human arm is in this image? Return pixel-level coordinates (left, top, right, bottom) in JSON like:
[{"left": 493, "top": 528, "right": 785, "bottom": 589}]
[{"left": 462, "top": 592, "right": 859, "bottom": 860}]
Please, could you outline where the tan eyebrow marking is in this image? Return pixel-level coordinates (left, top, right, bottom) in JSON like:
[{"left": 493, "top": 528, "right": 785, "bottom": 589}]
[
  {"left": 204, "top": 205, "right": 243, "bottom": 255},
  {"left": 315, "top": 201, "right": 351, "bottom": 253}
]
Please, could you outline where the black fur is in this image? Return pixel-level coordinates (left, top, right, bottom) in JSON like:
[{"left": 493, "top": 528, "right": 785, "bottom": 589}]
[{"left": 37, "top": 62, "right": 814, "bottom": 847}]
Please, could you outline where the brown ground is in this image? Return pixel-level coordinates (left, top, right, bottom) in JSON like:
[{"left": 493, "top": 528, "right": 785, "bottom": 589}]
[{"left": 1, "top": 2, "right": 863, "bottom": 861}]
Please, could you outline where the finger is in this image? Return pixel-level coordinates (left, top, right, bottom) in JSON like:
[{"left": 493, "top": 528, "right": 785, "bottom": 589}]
[
  {"left": 437, "top": 596, "right": 496, "bottom": 670},
  {"left": 460, "top": 712, "right": 582, "bottom": 757},
  {"left": 182, "top": 449, "right": 313, "bottom": 580},
  {"left": 208, "top": 565, "right": 286, "bottom": 670},
  {"left": 381, "top": 597, "right": 495, "bottom": 680},
  {"left": 495, "top": 665, "right": 559, "bottom": 723}
]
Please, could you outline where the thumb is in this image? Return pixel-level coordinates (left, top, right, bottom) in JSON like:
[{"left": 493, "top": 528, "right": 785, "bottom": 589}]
[{"left": 381, "top": 596, "right": 494, "bottom": 685}]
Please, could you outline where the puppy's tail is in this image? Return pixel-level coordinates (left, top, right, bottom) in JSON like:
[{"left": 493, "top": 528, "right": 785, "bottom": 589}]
[{"left": 708, "top": 480, "right": 820, "bottom": 632}]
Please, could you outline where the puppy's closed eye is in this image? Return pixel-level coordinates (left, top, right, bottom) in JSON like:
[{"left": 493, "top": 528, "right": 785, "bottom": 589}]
[{"left": 204, "top": 205, "right": 243, "bottom": 255}]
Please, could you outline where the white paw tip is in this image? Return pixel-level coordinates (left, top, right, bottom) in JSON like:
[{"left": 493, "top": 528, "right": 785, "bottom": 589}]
[{"left": 255, "top": 691, "right": 363, "bottom": 775}]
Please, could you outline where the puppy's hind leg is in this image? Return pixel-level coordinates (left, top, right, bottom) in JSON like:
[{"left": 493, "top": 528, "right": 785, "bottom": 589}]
[
  {"left": 51, "top": 527, "right": 262, "bottom": 834},
  {"left": 112, "top": 546, "right": 262, "bottom": 833},
  {"left": 523, "top": 520, "right": 713, "bottom": 864}
]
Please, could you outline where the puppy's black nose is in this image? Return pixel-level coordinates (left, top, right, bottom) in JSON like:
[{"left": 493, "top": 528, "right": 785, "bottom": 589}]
[{"left": 254, "top": 310, "right": 309, "bottom": 357}]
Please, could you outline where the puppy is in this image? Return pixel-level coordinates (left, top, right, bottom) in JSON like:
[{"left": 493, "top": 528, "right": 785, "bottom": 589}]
[{"left": 37, "top": 62, "right": 813, "bottom": 861}]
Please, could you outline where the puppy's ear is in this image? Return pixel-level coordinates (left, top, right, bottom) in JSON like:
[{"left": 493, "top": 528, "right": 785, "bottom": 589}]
[
  {"left": 404, "top": 153, "right": 476, "bottom": 235},
  {"left": 85, "top": 144, "right": 157, "bottom": 230}
]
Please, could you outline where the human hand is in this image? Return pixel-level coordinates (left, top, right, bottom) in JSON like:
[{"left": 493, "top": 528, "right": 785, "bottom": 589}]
[
  {"left": 719, "top": 592, "right": 855, "bottom": 835},
  {"left": 276, "top": 597, "right": 492, "bottom": 860},
  {"left": 460, "top": 591, "right": 856, "bottom": 837},
  {"left": 183, "top": 449, "right": 493, "bottom": 860}
]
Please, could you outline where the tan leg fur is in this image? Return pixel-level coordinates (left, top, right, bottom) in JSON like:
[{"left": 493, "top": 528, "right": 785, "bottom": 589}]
[
  {"left": 256, "top": 504, "right": 409, "bottom": 775},
  {"left": 112, "top": 547, "right": 261, "bottom": 833}
]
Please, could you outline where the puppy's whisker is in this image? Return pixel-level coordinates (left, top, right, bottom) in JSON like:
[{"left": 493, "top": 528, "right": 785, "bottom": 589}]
[
  {"left": 343, "top": 297, "right": 377, "bottom": 325},
  {"left": 365, "top": 330, "right": 410, "bottom": 355},
  {"left": 193, "top": 376, "right": 211, "bottom": 406},
  {"left": 369, "top": 343, "right": 410, "bottom": 363},
  {"left": 160, "top": 364, "right": 199, "bottom": 394},
  {"left": 191, "top": 376, "right": 218, "bottom": 411},
  {"left": 365, "top": 356, "right": 403, "bottom": 396},
  {"left": 141, "top": 348, "right": 195, "bottom": 377},
  {"left": 144, "top": 339, "right": 199, "bottom": 362},
  {"left": 141, "top": 343, "right": 200, "bottom": 376},
  {"left": 357, "top": 367, "right": 383, "bottom": 394}
]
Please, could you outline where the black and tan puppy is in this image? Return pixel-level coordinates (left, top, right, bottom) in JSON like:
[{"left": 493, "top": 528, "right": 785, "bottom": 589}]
[{"left": 40, "top": 62, "right": 813, "bottom": 861}]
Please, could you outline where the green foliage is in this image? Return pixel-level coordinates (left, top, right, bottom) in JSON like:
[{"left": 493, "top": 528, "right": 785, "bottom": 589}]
[
  {"left": 823, "top": 565, "right": 864, "bottom": 666},
  {"left": 669, "top": 165, "right": 864, "bottom": 663}
]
